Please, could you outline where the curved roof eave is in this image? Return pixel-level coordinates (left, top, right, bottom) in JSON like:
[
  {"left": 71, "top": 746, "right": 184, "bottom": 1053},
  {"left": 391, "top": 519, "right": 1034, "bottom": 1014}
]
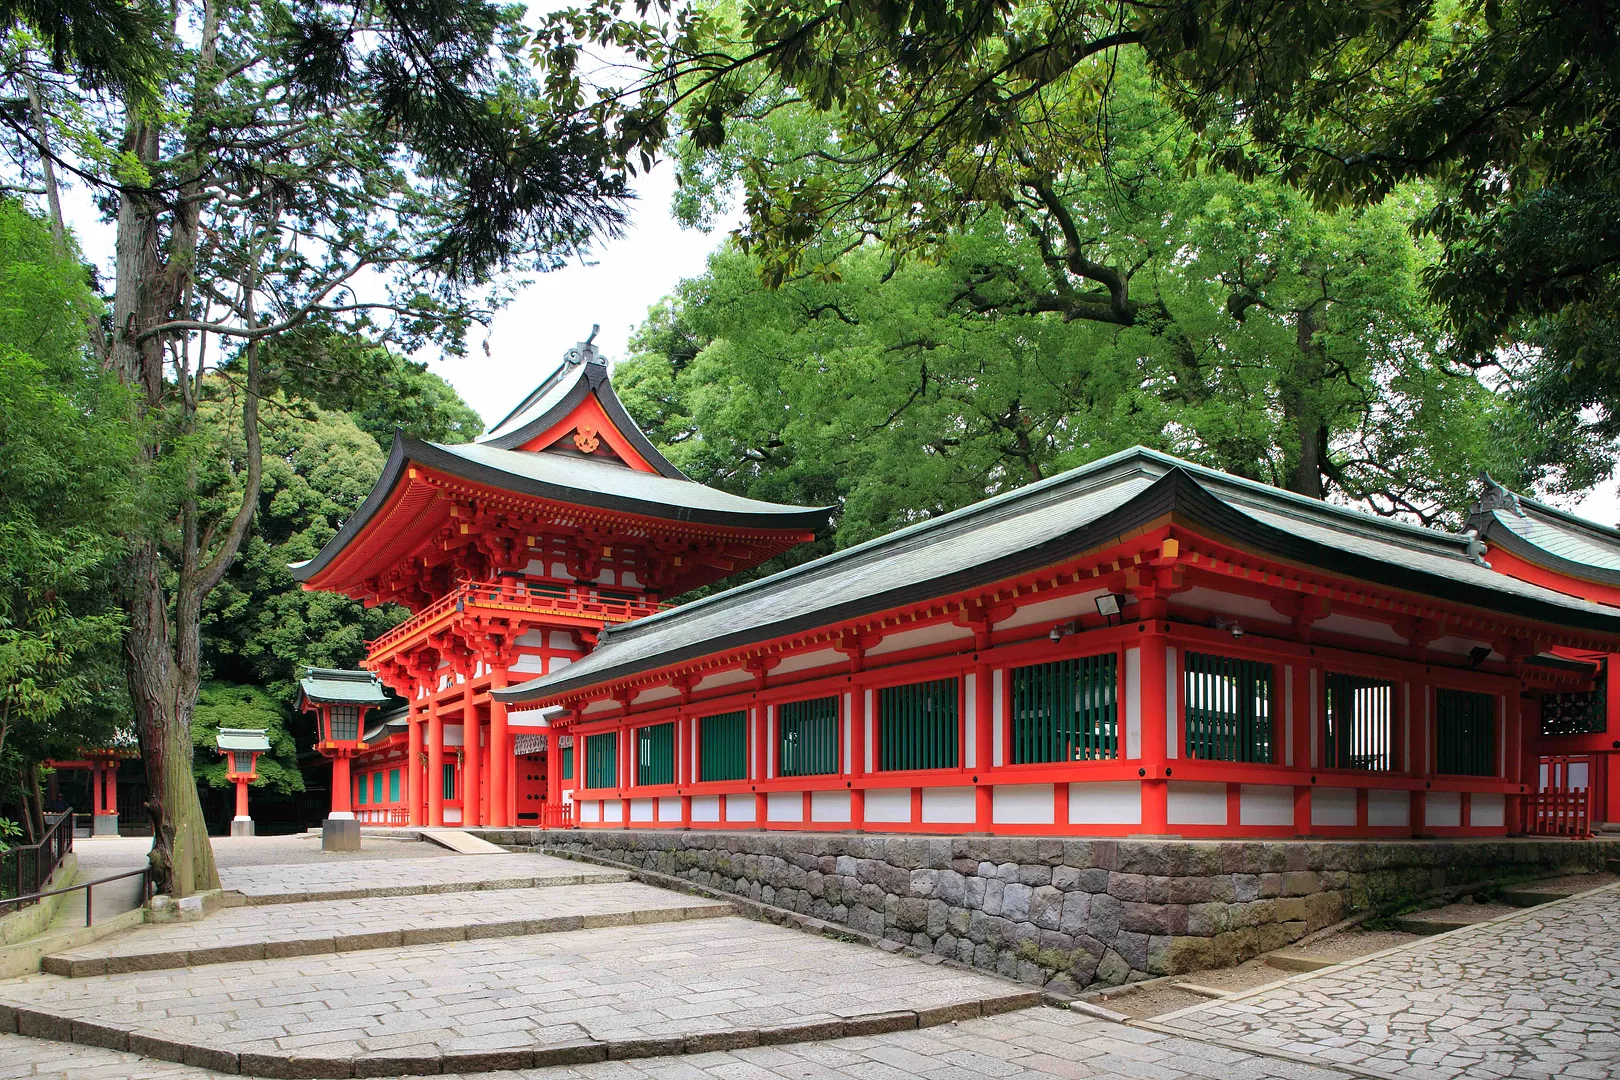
[
  {"left": 496, "top": 465, "right": 1620, "bottom": 705},
  {"left": 1477, "top": 512, "right": 1620, "bottom": 589},
  {"left": 292, "top": 432, "right": 831, "bottom": 586}
]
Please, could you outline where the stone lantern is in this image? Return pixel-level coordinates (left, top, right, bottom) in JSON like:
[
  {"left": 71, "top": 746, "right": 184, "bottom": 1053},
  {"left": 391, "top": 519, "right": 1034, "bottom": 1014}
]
[
  {"left": 298, "top": 667, "right": 389, "bottom": 851},
  {"left": 215, "top": 728, "right": 270, "bottom": 836}
]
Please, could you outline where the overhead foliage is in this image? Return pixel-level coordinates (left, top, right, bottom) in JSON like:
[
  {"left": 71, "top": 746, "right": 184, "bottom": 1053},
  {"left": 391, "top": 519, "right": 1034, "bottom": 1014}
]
[
  {"left": 539, "top": 0, "right": 1620, "bottom": 456},
  {"left": 191, "top": 682, "right": 304, "bottom": 797},
  {"left": 619, "top": 70, "right": 1609, "bottom": 528}
]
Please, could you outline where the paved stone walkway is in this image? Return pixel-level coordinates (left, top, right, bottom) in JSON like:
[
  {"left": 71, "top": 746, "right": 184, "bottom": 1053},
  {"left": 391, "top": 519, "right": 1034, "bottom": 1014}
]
[
  {"left": 1153, "top": 883, "right": 1620, "bottom": 1080},
  {"left": 0, "top": 1007, "right": 1356, "bottom": 1079},
  {"left": 219, "top": 853, "right": 626, "bottom": 903},
  {"left": 42, "top": 883, "right": 731, "bottom": 976},
  {"left": 0, "top": 916, "right": 1033, "bottom": 1074}
]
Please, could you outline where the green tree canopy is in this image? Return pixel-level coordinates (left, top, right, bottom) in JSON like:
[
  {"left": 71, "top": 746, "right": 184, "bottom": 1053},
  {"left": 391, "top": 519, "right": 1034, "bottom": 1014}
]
[{"left": 191, "top": 682, "right": 304, "bottom": 797}]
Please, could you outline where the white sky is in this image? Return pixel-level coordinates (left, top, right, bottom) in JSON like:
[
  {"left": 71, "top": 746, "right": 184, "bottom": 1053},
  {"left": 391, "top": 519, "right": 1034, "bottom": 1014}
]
[{"left": 55, "top": 155, "right": 1620, "bottom": 531}]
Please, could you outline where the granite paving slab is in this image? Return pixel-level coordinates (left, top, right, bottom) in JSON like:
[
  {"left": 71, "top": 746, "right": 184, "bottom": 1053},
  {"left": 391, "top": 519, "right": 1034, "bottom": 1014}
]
[
  {"left": 1152, "top": 882, "right": 1620, "bottom": 1080},
  {"left": 217, "top": 854, "right": 625, "bottom": 904},
  {"left": 0, "top": 916, "right": 1038, "bottom": 1076},
  {"left": 43, "top": 883, "right": 731, "bottom": 976},
  {"left": 0, "top": 1006, "right": 1358, "bottom": 1079}
]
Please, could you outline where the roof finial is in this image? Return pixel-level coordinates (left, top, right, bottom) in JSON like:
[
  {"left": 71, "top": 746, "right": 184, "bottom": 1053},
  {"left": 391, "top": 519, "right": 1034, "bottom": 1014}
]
[{"left": 565, "top": 325, "right": 603, "bottom": 368}]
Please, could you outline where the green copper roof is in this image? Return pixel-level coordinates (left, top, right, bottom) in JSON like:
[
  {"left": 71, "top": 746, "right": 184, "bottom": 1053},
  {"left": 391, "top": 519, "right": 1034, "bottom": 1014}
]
[
  {"left": 298, "top": 667, "right": 389, "bottom": 706},
  {"left": 496, "top": 447, "right": 1620, "bottom": 705},
  {"left": 216, "top": 728, "right": 270, "bottom": 752},
  {"left": 1470, "top": 474, "right": 1620, "bottom": 586}
]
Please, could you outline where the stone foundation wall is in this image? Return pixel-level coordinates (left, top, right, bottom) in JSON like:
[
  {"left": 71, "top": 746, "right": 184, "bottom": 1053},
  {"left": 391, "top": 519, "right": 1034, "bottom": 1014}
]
[{"left": 496, "top": 830, "right": 1619, "bottom": 992}]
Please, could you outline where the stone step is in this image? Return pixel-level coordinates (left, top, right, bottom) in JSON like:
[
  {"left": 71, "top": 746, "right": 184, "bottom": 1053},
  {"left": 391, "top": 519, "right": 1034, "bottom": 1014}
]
[
  {"left": 1499, "top": 887, "right": 1570, "bottom": 908},
  {"left": 1395, "top": 915, "right": 1475, "bottom": 935},
  {"left": 1264, "top": 951, "right": 1338, "bottom": 973},
  {"left": 216, "top": 851, "right": 626, "bottom": 905},
  {"left": 0, "top": 916, "right": 1041, "bottom": 1077},
  {"left": 41, "top": 882, "right": 731, "bottom": 978}
]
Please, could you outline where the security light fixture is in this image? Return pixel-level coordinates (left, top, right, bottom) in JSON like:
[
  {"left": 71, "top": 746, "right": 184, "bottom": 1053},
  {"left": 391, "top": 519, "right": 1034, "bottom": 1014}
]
[
  {"left": 1469, "top": 645, "right": 1492, "bottom": 668},
  {"left": 1048, "top": 620, "right": 1078, "bottom": 644},
  {"left": 1213, "top": 617, "right": 1244, "bottom": 639},
  {"left": 1095, "top": 593, "right": 1121, "bottom": 618}
]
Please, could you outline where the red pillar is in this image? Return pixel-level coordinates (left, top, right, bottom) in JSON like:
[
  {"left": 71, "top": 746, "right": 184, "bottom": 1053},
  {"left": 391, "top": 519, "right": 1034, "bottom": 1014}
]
[
  {"left": 407, "top": 708, "right": 424, "bottom": 826},
  {"left": 427, "top": 697, "right": 445, "bottom": 827},
  {"left": 1292, "top": 661, "right": 1313, "bottom": 835},
  {"left": 1139, "top": 629, "right": 1169, "bottom": 833},
  {"left": 974, "top": 661, "right": 993, "bottom": 831},
  {"left": 463, "top": 708, "right": 482, "bottom": 828},
  {"left": 90, "top": 761, "right": 104, "bottom": 815},
  {"left": 546, "top": 728, "right": 564, "bottom": 827},
  {"left": 104, "top": 762, "right": 118, "bottom": 816},
  {"left": 235, "top": 778, "right": 250, "bottom": 819},
  {"left": 331, "top": 753, "right": 353, "bottom": 815},
  {"left": 489, "top": 671, "right": 510, "bottom": 827},
  {"left": 850, "top": 686, "right": 867, "bottom": 831}
]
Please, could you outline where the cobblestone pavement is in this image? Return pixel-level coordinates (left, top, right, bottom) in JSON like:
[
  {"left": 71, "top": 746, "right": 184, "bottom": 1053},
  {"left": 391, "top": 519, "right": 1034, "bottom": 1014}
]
[
  {"left": 0, "top": 916, "right": 1030, "bottom": 1072},
  {"left": 0, "top": 1007, "right": 1357, "bottom": 1079},
  {"left": 43, "top": 883, "right": 732, "bottom": 976},
  {"left": 219, "top": 852, "right": 626, "bottom": 901},
  {"left": 1153, "top": 883, "right": 1620, "bottom": 1080}
]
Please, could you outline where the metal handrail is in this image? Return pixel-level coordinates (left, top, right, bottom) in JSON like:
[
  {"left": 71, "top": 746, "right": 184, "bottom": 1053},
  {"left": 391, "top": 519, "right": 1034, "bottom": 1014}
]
[
  {"left": 0, "top": 812, "right": 73, "bottom": 908},
  {"left": 0, "top": 866, "right": 151, "bottom": 926}
]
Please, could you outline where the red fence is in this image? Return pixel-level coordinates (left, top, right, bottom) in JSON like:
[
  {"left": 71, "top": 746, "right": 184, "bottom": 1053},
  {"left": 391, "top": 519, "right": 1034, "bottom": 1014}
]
[
  {"left": 541, "top": 801, "right": 575, "bottom": 829},
  {"left": 1523, "top": 755, "right": 1592, "bottom": 837}
]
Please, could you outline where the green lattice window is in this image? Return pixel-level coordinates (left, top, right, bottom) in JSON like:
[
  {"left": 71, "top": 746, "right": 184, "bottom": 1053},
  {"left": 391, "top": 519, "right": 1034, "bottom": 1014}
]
[
  {"left": 561, "top": 742, "right": 574, "bottom": 780},
  {"left": 637, "top": 722, "right": 675, "bottom": 786},
  {"left": 357, "top": 774, "right": 367, "bottom": 804},
  {"left": 700, "top": 711, "right": 748, "bottom": 782},
  {"left": 1184, "top": 652, "right": 1274, "bottom": 764},
  {"left": 1323, "top": 673, "right": 1396, "bottom": 771},
  {"left": 328, "top": 705, "right": 360, "bottom": 742},
  {"left": 388, "top": 769, "right": 400, "bottom": 802},
  {"left": 441, "top": 762, "right": 456, "bottom": 801},
  {"left": 372, "top": 772, "right": 384, "bottom": 804},
  {"left": 1436, "top": 689, "right": 1496, "bottom": 776},
  {"left": 780, "top": 696, "right": 839, "bottom": 777},
  {"left": 1011, "top": 655, "right": 1118, "bottom": 763},
  {"left": 586, "top": 731, "right": 618, "bottom": 789},
  {"left": 879, "top": 678, "right": 959, "bottom": 771},
  {"left": 1542, "top": 682, "right": 1607, "bottom": 736}
]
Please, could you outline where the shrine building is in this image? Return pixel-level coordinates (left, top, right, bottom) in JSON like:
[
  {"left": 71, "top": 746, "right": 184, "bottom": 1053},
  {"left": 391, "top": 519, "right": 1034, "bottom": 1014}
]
[
  {"left": 290, "top": 335, "right": 828, "bottom": 828},
  {"left": 297, "top": 332, "right": 1620, "bottom": 840}
]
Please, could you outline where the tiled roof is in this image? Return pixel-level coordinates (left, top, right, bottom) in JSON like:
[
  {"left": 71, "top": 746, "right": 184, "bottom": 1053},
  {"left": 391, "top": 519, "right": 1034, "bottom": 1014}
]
[
  {"left": 297, "top": 667, "right": 390, "bottom": 706},
  {"left": 497, "top": 447, "right": 1620, "bottom": 704},
  {"left": 1470, "top": 474, "right": 1620, "bottom": 585}
]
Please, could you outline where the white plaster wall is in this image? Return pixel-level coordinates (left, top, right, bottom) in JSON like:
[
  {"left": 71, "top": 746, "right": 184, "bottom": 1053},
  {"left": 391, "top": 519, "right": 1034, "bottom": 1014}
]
[
  {"left": 1239, "top": 784, "right": 1294, "bottom": 826},
  {"left": 811, "top": 790, "right": 851, "bottom": 822},
  {"left": 1471, "top": 793, "right": 1505, "bottom": 827},
  {"left": 767, "top": 792, "right": 803, "bottom": 822},
  {"left": 963, "top": 673, "right": 977, "bottom": 769},
  {"left": 866, "top": 622, "right": 974, "bottom": 656},
  {"left": 634, "top": 686, "right": 681, "bottom": 705},
  {"left": 1311, "top": 787, "right": 1356, "bottom": 826},
  {"left": 1425, "top": 791, "right": 1462, "bottom": 827},
  {"left": 991, "top": 672, "right": 1004, "bottom": 767},
  {"left": 657, "top": 797, "right": 682, "bottom": 822},
  {"left": 921, "top": 786, "right": 976, "bottom": 824},
  {"left": 630, "top": 798, "right": 654, "bottom": 822},
  {"left": 1167, "top": 782, "right": 1227, "bottom": 826},
  {"left": 579, "top": 801, "right": 601, "bottom": 823},
  {"left": 1368, "top": 789, "right": 1410, "bottom": 826},
  {"left": 993, "top": 784, "right": 1054, "bottom": 825},
  {"left": 1068, "top": 782, "right": 1141, "bottom": 825},
  {"left": 602, "top": 799, "right": 623, "bottom": 823},
  {"left": 864, "top": 787, "right": 911, "bottom": 823},
  {"left": 724, "top": 794, "right": 756, "bottom": 822},
  {"left": 1124, "top": 647, "right": 1142, "bottom": 758},
  {"left": 691, "top": 795, "right": 720, "bottom": 822},
  {"left": 773, "top": 648, "right": 844, "bottom": 674},
  {"left": 843, "top": 693, "right": 853, "bottom": 774}
]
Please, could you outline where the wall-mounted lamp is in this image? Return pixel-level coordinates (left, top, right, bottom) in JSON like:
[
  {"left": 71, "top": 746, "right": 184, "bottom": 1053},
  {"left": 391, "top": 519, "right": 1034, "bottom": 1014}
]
[
  {"left": 1213, "top": 617, "right": 1244, "bottom": 639},
  {"left": 1094, "top": 593, "right": 1129, "bottom": 626},
  {"left": 1048, "top": 620, "right": 1078, "bottom": 644},
  {"left": 1468, "top": 645, "right": 1492, "bottom": 668}
]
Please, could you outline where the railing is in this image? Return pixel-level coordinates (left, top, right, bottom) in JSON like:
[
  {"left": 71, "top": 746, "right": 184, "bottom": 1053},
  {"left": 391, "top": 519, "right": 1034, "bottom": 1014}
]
[
  {"left": 359, "top": 808, "right": 410, "bottom": 826},
  {"left": 1523, "top": 788, "right": 1590, "bottom": 836},
  {"left": 0, "top": 866, "right": 151, "bottom": 926},
  {"left": 541, "top": 801, "right": 576, "bottom": 829},
  {"left": 0, "top": 813, "right": 73, "bottom": 909},
  {"left": 367, "top": 579, "right": 668, "bottom": 657}
]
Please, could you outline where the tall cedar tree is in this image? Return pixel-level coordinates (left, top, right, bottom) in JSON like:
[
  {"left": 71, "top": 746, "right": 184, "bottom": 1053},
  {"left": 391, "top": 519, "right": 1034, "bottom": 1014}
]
[{"left": 3, "top": 1, "right": 628, "bottom": 895}]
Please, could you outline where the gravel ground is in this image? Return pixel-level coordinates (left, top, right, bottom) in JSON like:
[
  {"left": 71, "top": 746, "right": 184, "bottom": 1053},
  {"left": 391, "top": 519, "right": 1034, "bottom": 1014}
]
[
  {"left": 1405, "top": 900, "right": 1520, "bottom": 924},
  {"left": 1176, "top": 958, "right": 1287, "bottom": 992},
  {"left": 70, "top": 832, "right": 454, "bottom": 874},
  {"left": 1100, "top": 984, "right": 1214, "bottom": 1019},
  {"left": 1523, "top": 870, "right": 1616, "bottom": 894}
]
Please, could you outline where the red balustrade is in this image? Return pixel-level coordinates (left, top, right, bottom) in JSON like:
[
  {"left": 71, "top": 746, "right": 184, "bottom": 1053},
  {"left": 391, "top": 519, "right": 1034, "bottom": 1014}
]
[{"left": 367, "top": 579, "right": 666, "bottom": 658}]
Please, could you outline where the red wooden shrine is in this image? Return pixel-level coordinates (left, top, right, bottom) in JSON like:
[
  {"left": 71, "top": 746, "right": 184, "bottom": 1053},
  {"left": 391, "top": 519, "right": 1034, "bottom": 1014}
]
[{"left": 293, "top": 334, "right": 827, "bottom": 829}]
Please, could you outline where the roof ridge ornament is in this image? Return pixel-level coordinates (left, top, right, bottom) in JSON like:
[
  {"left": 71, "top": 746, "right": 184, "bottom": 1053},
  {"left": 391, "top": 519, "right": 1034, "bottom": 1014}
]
[
  {"left": 1474, "top": 470, "right": 1523, "bottom": 517},
  {"left": 564, "top": 324, "right": 602, "bottom": 368}
]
